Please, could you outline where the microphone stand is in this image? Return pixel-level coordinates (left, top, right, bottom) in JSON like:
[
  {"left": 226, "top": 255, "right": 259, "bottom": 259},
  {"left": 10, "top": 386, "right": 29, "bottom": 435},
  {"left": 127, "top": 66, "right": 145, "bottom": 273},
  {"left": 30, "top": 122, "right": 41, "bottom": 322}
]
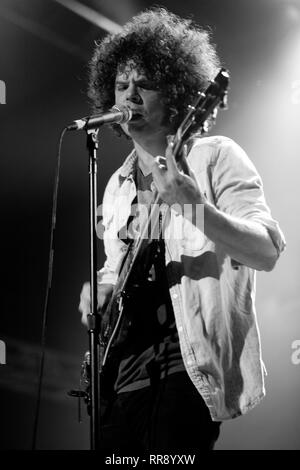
[{"left": 86, "top": 128, "right": 101, "bottom": 450}]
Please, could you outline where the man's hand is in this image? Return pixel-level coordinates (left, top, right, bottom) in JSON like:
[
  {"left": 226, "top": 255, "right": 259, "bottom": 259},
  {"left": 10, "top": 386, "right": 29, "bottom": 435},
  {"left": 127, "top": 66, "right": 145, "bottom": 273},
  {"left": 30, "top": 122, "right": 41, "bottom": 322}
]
[
  {"left": 151, "top": 140, "right": 205, "bottom": 208},
  {"left": 79, "top": 282, "right": 114, "bottom": 326}
]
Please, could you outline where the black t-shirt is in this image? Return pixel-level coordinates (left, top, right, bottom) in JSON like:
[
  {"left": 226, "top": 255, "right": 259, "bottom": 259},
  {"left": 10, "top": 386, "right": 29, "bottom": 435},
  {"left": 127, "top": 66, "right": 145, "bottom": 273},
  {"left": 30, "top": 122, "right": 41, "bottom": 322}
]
[{"left": 114, "top": 166, "right": 185, "bottom": 393}]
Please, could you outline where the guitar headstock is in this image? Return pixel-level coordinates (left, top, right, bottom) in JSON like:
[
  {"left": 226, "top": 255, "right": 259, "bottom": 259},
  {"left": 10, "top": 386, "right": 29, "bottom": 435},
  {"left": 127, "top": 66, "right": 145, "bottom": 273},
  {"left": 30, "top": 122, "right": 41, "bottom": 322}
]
[{"left": 172, "top": 68, "right": 230, "bottom": 161}]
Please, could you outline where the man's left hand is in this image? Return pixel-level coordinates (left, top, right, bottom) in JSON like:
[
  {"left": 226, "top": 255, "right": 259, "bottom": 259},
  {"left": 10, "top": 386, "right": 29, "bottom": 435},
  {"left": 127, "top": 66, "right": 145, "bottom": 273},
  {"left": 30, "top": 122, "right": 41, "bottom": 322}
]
[{"left": 151, "top": 140, "right": 205, "bottom": 208}]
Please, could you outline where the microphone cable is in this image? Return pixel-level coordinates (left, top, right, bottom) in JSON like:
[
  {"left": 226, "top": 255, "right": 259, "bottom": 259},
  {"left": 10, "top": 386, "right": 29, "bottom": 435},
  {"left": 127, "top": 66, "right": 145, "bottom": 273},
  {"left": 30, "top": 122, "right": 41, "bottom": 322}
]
[{"left": 31, "top": 127, "right": 68, "bottom": 450}]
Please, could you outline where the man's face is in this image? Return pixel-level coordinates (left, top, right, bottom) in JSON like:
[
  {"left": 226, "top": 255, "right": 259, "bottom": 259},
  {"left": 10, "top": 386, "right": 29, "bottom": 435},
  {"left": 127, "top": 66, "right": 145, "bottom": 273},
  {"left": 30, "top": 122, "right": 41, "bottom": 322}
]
[{"left": 114, "top": 63, "right": 171, "bottom": 142}]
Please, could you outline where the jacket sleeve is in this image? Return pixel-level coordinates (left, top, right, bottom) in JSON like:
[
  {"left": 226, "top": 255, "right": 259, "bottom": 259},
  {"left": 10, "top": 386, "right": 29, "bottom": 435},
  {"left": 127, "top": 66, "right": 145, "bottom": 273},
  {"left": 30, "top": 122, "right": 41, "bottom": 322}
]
[{"left": 211, "top": 138, "right": 286, "bottom": 258}]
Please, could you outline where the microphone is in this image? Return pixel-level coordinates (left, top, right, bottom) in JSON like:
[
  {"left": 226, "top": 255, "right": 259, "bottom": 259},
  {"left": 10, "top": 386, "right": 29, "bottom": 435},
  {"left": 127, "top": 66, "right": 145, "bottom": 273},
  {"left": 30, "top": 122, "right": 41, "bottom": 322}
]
[{"left": 67, "top": 105, "right": 132, "bottom": 131}]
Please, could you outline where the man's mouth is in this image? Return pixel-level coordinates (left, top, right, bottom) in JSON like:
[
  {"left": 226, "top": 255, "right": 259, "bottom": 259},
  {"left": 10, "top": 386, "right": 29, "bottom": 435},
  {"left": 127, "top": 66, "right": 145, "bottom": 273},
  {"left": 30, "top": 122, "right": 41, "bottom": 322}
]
[{"left": 130, "top": 112, "right": 143, "bottom": 122}]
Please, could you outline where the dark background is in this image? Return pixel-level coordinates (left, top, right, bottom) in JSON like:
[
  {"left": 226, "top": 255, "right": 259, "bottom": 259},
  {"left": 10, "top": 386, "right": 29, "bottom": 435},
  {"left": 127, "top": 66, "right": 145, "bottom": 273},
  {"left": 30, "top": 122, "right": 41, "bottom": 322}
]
[{"left": 0, "top": 0, "right": 299, "bottom": 450}]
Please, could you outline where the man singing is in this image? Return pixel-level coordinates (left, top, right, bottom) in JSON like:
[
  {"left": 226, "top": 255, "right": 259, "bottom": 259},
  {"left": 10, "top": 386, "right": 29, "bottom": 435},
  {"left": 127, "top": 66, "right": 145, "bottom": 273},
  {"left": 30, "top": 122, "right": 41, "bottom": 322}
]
[{"left": 79, "top": 7, "right": 285, "bottom": 452}]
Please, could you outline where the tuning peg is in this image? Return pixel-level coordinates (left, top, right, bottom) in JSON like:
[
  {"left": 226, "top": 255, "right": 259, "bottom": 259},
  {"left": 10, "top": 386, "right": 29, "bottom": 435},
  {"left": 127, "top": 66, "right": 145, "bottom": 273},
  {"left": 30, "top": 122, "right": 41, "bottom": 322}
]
[
  {"left": 201, "top": 121, "right": 209, "bottom": 133},
  {"left": 212, "top": 108, "right": 218, "bottom": 120},
  {"left": 220, "top": 93, "right": 228, "bottom": 109}
]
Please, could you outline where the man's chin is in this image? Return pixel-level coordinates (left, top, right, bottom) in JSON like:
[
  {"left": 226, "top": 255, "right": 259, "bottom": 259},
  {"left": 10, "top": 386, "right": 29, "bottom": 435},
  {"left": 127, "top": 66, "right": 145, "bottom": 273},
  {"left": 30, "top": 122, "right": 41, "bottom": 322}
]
[{"left": 124, "top": 120, "right": 146, "bottom": 135}]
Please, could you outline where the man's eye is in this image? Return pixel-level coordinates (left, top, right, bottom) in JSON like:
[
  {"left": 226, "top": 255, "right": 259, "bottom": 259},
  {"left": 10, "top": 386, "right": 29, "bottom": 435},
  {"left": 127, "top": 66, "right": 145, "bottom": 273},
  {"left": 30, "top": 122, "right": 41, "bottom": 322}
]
[{"left": 115, "top": 84, "right": 127, "bottom": 91}]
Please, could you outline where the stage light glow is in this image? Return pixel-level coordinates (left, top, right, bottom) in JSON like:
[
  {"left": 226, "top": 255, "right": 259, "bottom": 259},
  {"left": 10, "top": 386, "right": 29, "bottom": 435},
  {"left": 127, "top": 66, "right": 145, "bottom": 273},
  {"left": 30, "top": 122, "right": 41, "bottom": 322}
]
[
  {"left": 284, "top": 3, "right": 300, "bottom": 24},
  {"left": 54, "top": 0, "right": 122, "bottom": 33}
]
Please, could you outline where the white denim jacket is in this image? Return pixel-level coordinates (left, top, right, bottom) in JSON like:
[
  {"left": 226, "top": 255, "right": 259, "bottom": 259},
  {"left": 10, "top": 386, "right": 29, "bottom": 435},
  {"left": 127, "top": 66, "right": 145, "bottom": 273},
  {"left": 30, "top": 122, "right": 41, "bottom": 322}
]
[{"left": 97, "top": 136, "right": 286, "bottom": 421}]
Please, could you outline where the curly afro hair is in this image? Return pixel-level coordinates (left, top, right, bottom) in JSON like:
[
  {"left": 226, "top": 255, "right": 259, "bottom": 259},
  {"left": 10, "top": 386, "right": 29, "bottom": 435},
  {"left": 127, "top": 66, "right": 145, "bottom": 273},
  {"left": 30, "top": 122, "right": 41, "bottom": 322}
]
[{"left": 88, "top": 7, "right": 221, "bottom": 136}]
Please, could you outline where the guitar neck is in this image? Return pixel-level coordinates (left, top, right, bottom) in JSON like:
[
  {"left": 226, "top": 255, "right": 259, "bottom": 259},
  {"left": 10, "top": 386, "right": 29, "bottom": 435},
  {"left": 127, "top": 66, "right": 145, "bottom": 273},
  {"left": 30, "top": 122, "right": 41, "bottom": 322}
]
[{"left": 106, "top": 190, "right": 161, "bottom": 309}]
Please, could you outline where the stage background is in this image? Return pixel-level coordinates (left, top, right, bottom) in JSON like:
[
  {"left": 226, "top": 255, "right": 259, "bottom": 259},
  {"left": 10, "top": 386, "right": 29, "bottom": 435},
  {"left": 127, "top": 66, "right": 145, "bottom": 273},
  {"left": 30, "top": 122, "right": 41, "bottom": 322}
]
[{"left": 0, "top": 0, "right": 299, "bottom": 450}]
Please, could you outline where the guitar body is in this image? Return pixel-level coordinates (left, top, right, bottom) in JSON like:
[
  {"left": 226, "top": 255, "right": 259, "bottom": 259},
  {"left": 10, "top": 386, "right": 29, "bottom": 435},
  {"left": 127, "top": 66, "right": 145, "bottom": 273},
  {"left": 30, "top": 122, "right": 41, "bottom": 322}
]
[
  {"left": 98, "top": 239, "right": 148, "bottom": 397},
  {"left": 100, "top": 240, "right": 144, "bottom": 361}
]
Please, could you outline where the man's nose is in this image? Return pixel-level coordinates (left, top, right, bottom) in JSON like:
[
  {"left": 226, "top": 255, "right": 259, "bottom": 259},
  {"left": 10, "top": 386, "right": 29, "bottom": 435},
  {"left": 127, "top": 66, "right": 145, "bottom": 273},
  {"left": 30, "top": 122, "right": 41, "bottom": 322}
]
[{"left": 126, "top": 84, "right": 142, "bottom": 104}]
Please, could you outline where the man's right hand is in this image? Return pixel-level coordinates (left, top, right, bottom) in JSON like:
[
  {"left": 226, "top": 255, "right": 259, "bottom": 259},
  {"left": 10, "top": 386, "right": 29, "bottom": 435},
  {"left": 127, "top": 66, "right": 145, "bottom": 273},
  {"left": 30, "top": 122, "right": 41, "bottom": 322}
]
[{"left": 79, "top": 282, "right": 114, "bottom": 326}]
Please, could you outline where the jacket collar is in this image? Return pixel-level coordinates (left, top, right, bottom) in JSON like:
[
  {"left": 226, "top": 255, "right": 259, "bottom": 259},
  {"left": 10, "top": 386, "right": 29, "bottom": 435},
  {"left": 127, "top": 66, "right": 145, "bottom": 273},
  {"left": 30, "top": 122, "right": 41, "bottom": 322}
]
[{"left": 119, "top": 148, "right": 137, "bottom": 182}]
